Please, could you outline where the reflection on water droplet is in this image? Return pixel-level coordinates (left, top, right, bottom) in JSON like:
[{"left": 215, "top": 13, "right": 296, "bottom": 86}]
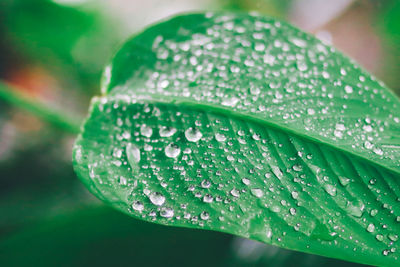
[
  {"left": 165, "top": 143, "right": 181, "bottom": 158},
  {"left": 149, "top": 192, "right": 165, "bottom": 206},
  {"left": 185, "top": 127, "right": 202, "bottom": 142}
]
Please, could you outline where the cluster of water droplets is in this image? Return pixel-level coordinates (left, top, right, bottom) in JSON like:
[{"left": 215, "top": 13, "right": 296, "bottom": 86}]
[
  {"left": 108, "top": 12, "right": 400, "bottom": 170},
  {"left": 74, "top": 97, "right": 399, "bottom": 260},
  {"left": 75, "top": 13, "right": 400, "bottom": 262}
]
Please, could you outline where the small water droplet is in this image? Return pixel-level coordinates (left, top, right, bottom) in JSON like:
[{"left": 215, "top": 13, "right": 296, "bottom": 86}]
[
  {"left": 230, "top": 188, "right": 240, "bottom": 197},
  {"left": 250, "top": 188, "right": 263, "bottom": 198},
  {"left": 376, "top": 234, "right": 384, "bottom": 242},
  {"left": 242, "top": 178, "right": 250, "bottom": 185},
  {"left": 140, "top": 124, "right": 153, "bottom": 137},
  {"left": 289, "top": 208, "right": 297, "bottom": 215},
  {"left": 215, "top": 133, "right": 227, "bottom": 142},
  {"left": 370, "top": 209, "right": 378, "bottom": 217},
  {"left": 132, "top": 201, "right": 144, "bottom": 212},
  {"left": 201, "top": 179, "right": 211, "bottom": 189},
  {"left": 222, "top": 97, "right": 239, "bottom": 107},
  {"left": 160, "top": 207, "right": 174, "bottom": 218},
  {"left": 126, "top": 143, "right": 141, "bottom": 165},
  {"left": 388, "top": 233, "right": 398, "bottom": 242},
  {"left": 200, "top": 211, "right": 210, "bottom": 220},
  {"left": 366, "top": 223, "right": 375, "bottom": 233},
  {"left": 203, "top": 194, "right": 213, "bottom": 203},
  {"left": 324, "top": 184, "right": 337, "bottom": 196},
  {"left": 159, "top": 126, "right": 177, "bottom": 137}
]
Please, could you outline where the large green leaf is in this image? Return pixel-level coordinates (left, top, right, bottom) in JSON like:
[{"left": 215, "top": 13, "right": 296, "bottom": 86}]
[{"left": 73, "top": 12, "right": 400, "bottom": 266}]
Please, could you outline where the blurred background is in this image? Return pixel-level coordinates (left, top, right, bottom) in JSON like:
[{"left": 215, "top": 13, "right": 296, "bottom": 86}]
[{"left": 0, "top": 0, "right": 398, "bottom": 266}]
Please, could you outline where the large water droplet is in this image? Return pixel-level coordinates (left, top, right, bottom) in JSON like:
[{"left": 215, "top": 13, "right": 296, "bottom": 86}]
[
  {"left": 149, "top": 192, "right": 165, "bottom": 206},
  {"left": 185, "top": 127, "right": 202, "bottom": 142},
  {"left": 165, "top": 143, "right": 181, "bottom": 158}
]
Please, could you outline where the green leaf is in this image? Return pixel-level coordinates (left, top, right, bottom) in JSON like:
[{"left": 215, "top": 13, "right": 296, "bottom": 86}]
[{"left": 73, "top": 12, "right": 400, "bottom": 266}]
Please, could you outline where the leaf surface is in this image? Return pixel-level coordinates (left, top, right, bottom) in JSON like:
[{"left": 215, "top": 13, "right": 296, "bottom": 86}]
[{"left": 73, "top": 12, "right": 400, "bottom": 266}]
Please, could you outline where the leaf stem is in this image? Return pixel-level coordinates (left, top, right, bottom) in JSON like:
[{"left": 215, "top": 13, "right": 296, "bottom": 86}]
[{"left": 0, "top": 80, "right": 81, "bottom": 134}]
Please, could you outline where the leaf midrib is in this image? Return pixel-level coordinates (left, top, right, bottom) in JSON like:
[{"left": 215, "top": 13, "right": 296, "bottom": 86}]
[{"left": 99, "top": 92, "right": 400, "bottom": 176}]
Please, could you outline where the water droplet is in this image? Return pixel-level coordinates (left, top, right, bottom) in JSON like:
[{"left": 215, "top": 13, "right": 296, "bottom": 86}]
[
  {"left": 159, "top": 126, "right": 177, "bottom": 137},
  {"left": 346, "top": 200, "right": 365, "bottom": 217},
  {"left": 185, "top": 127, "right": 202, "bottom": 142},
  {"left": 200, "top": 211, "right": 210, "bottom": 220},
  {"left": 370, "top": 209, "right": 378, "bottom": 217},
  {"left": 201, "top": 179, "right": 211, "bottom": 188},
  {"left": 250, "top": 188, "right": 263, "bottom": 198},
  {"left": 222, "top": 97, "right": 239, "bottom": 107},
  {"left": 324, "top": 184, "right": 337, "bottom": 196},
  {"left": 376, "top": 234, "right": 384, "bottom": 242},
  {"left": 363, "top": 125, "right": 373, "bottom": 132},
  {"left": 252, "top": 133, "right": 261, "bottom": 140},
  {"left": 242, "top": 178, "right": 250, "bottom": 185},
  {"left": 149, "top": 192, "right": 165, "bottom": 206},
  {"left": 292, "top": 164, "right": 303, "bottom": 172},
  {"left": 160, "top": 207, "right": 174, "bottom": 218},
  {"left": 132, "top": 201, "right": 144, "bottom": 212},
  {"left": 230, "top": 188, "right": 240, "bottom": 197},
  {"left": 344, "top": 85, "right": 353, "bottom": 94},
  {"left": 389, "top": 233, "right": 398, "bottom": 242},
  {"left": 165, "top": 143, "right": 181, "bottom": 158},
  {"left": 366, "top": 223, "right": 375, "bottom": 233},
  {"left": 140, "top": 124, "right": 153, "bottom": 137},
  {"left": 215, "top": 133, "right": 227, "bottom": 142},
  {"left": 338, "top": 176, "right": 350, "bottom": 186},
  {"left": 203, "top": 194, "right": 213, "bottom": 203},
  {"left": 291, "top": 191, "right": 299, "bottom": 199},
  {"left": 289, "top": 208, "right": 297, "bottom": 215},
  {"left": 126, "top": 143, "right": 140, "bottom": 165}
]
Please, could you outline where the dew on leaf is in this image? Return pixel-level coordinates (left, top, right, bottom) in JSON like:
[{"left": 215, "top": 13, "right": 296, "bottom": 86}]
[
  {"left": 132, "top": 201, "right": 144, "bottom": 212},
  {"left": 165, "top": 143, "right": 181, "bottom": 158},
  {"left": 159, "top": 126, "right": 177, "bottom": 137},
  {"left": 185, "top": 127, "right": 203, "bottom": 142},
  {"left": 149, "top": 192, "right": 166, "bottom": 206}
]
